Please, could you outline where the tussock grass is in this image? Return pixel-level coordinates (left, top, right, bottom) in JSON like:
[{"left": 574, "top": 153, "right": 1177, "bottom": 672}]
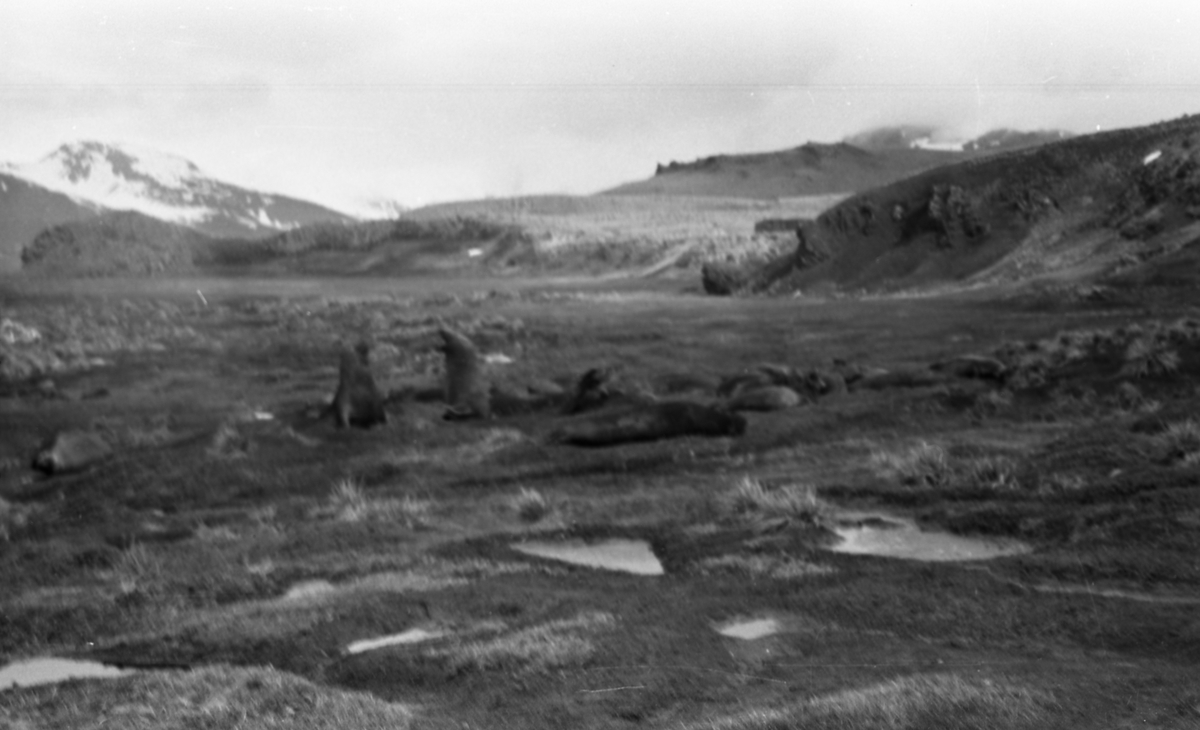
[
  {"left": 208, "top": 420, "right": 253, "bottom": 460},
  {"left": 383, "top": 427, "right": 527, "bottom": 467},
  {"left": 0, "top": 497, "right": 34, "bottom": 542},
  {"left": 686, "top": 673, "right": 1054, "bottom": 730},
  {"left": 431, "top": 611, "right": 615, "bottom": 676},
  {"left": 1122, "top": 336, "right": 1181, "bottom": 378},
  {"left": 108, "top": 543, "right": 164, "bottom": 597},
  {"left": 1153, "top": 419, "right": 1200, "bottom": 465},
  {"left": 725, "top": 476, "right": 831, "bottom": 523},
  {"left": 0, "top": 664, "right": 414, "bottom": 730},
  {"left": 323, "top": 477, "right": 431, "bottom": 526},
  {"left": 870, "top": 441, "right": 953, "bottom": 489},
  {"left": 699, "top": 554, "right": 835, "bottom": 579},
  {"left": 962, "top": 456, "right": 1021, "bottom": 491},
  {"left": 512, "top": 487, "right": 550, "bottom": 523},
  {"left": 90, "top": 415, "right": 177, "bottom": 449}
]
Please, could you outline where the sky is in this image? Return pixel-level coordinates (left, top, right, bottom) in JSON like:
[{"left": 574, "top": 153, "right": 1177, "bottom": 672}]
[{"left": 2, "top": 1, "right": 1200, "bottom": 214}]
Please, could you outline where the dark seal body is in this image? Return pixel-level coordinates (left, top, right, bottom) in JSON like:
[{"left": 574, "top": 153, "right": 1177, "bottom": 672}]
[
  {"left": 32, "top": 430, "right": 113, "bottom": 474},
  {"left": 331, "top": 345, "right": 388, "bottom": 428},
  {"left": 552, "top": 401, "right": 746, "bottom": 447},
  {"left": 438, "top": 328, "right": 491, "bottom": 419}
]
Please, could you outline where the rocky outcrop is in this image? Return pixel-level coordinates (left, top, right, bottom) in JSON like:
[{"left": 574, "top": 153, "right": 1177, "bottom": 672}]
[
  {"left": 701, "top": 261, "right": 751, "bottom": 296},
  {"left": 794, "top": 225, "right": 832, "bottom": 269},
  {"left": 1109, "top": 136, "right": 1200, "bottom": 239},
  {"left": 901, "top": 184, "right": 988, "bottom": 249},
  {"left": 754, "top": 218, "right": 804, "bottom": 234}
]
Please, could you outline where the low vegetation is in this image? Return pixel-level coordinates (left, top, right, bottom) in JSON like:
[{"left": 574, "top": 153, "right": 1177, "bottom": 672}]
[{"left": 3, "top": 258, "right": 1199, "bottom": 728}]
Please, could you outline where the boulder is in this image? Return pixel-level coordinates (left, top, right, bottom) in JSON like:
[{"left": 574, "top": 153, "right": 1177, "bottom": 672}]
[{"left": 701, "top": 262, "right": 750, "bottom": 296}]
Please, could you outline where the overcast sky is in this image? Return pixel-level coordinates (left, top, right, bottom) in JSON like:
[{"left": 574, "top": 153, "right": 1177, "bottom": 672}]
[{"left": 3, "top": 1, "right": 1199, "bottom": 213}]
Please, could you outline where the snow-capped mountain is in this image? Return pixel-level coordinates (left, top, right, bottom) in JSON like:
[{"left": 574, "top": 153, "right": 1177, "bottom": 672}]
[{"left": 2, "top": 141, "right": 356, "bottom": 236}]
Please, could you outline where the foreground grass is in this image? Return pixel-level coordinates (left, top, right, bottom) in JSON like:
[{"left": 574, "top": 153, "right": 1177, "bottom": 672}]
[
  {"left": 0, "top": 665, "right": 414, "bottom": 730},
  {"left": 2, "top": 280, "right": 1200, "bottom": 729},
  {"left": 685, "top": 673, "right": 1056, "bottom": 730}
]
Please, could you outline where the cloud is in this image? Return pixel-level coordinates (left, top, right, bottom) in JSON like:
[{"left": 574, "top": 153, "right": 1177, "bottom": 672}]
[{"left": 3, "top": 0, "right": 1200, "bottom": 206}]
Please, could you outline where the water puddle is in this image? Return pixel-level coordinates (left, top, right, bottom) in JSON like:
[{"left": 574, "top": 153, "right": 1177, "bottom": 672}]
[
  {"left": 345, "top": 627, "right": 446, "bottom": 655},
  {"left": 1027, "top": 583, "right": 1200, "bottom": 605},
  {"left": 512, "top": 538, "right": 664, "bottom": 576},
  {"left": 828, "top": 516, "right": 1028, "bottom": 562},
  {"left": 0, "top": 658, "right": 130, "bottom": 691},
  {"left": 716, "top": 617, "right": 781, "bottom": 640},
  {"left": 282, "top": 579, "right": 336, "bottom": 601}
]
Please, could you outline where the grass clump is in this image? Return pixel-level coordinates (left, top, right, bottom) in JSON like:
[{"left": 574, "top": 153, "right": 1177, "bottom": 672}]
[
  {"left": 687, "top": 673, "right": 1054, "bottom": 730},
  {"left": 0, "top": 497, "right": 33, "bottom": 542},
  {"left": 432, "top": 611, "right": 615, "bottom": 676},
  {"left": 512, "top": 487, "right": 550, "bottom": 523},
  {"left": 324, "top": 478, "right": 431, "bottom": 526},
  {"left": 725, "top": 476, "right": 831, "bottom": 523},
  {"left": 1122, "top": 335, "right": 1181, "bottom": 379},
  {"left": 699, "top": 554, "right": 835, "bottom": 580},
  {"left": 0, "top": 664, "right": 415, "bottom": 730},
  {"left": 963, "top": 456, "right": 1021, "bottom": 491},
  {"left": 106, "top": 542, "right": 164, "bottom": 597},
  {"left": 870, "top": 441, "right": 953, "bottom": 489},
  {"left": 1153, "top": 419, "right": 1200, "bottom": 465}
]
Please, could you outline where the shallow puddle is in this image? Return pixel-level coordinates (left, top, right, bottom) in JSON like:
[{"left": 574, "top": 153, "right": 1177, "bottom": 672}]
[
  {"left": 716, "top": 617, "right": 780, "bottom": 640},
  {"left": 0, "top": 658, "right": 130, "bottom": 691},
  {"left": 1027, "top": 583, "right": 1200, "bottom": 605},
  {"left": 282, "top": 579, "right": 337, "bottom": 601},
  {"left": 512, "top": 538, "right": 664, "bottom": 575},
  {"left": 829, "top": 517, "right": 1028, "bottom": 562},
  {"left": 346, "top": 627, "right": 446, "bottom": 655}
]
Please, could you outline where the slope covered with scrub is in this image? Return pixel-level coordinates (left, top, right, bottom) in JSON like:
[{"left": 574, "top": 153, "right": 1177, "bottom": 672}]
[{"left": 707, "top": 115, "right": 1200, "bottom": 295}]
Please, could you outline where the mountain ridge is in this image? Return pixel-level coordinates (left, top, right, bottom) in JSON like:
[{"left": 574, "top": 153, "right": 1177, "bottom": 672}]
[
  {"left": 0, "top": 141, "right": 358, "bottom": 272},
  {"left": 604, "top": 127, "right": 1074, "bottom": 199},
  {"left": 699, "top": 115, "right": 1200, "bottom": 296}
]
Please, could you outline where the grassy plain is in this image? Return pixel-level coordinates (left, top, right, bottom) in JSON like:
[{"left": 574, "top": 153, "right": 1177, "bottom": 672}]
[{"left": 2, "top": 272, "right": 1199, "bottom": 729}]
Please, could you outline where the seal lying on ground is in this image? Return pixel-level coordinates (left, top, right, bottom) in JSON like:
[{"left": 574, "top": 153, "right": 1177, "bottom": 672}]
[
  {"left": 31, "top": 430, "right": 113, "bottom": 474},
  {"left": 930, "top": 354, "right": 1008, "bottom": 381},
  {"left": 725, "top": 385, "right": 803, "bottom": 412},
  {"left": 438, "top": 328, "right": 492, "bottom": 420},
  {"left": 550, "top": 401, "right": 747, "bottom": 447},
  {"left": 331, "top": 341, "right": 388, "bottom": 428}
]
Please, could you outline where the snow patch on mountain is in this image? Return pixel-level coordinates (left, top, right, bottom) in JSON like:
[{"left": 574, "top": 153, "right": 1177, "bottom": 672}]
[
  {"left": 910, "top": 137, "right": 965, "bottom": 152},
  {"left": 5, "top": 141, "right": 218, "bottom": 225}
]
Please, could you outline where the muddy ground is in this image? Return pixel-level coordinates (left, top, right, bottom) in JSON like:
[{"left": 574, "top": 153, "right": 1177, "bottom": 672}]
[{"left": 1, "top": 276, "right": 1199, "bottom": 729}]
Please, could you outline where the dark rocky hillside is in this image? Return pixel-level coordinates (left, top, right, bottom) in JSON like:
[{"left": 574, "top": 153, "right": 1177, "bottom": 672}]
[
  {"left": 604, "top": 143, "right": 961, "bottom": 199},
  {"left": 21, "top": 211, "right": 210, "bottom": 277},
  {"left": 20, "top": 211, "right": 530, "bottom": 278},
  {"left": 0, "top": 173, "right": 103, "bottom": 272},
  {"left": 702, "top": 115, "right": 1200, "bottom": 295},
  {"left": 605, "top": 128, "right": 1073, "bottom": 200},
  {"left": 0, "top": 142, "right": 357, "bottom": 274}
]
